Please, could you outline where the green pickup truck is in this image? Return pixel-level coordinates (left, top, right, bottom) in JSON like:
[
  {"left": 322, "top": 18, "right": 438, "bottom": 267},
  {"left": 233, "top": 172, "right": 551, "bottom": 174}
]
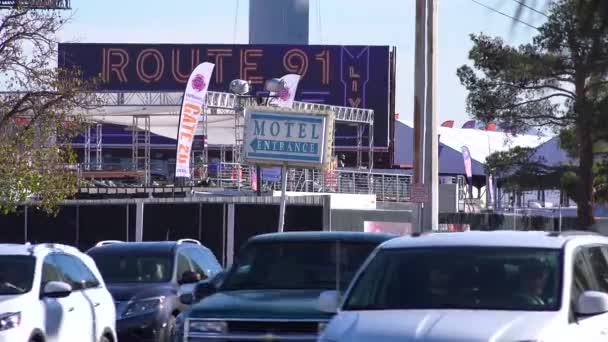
[{"left": 174, "top": 231, "right": 394, "bottom": 342}]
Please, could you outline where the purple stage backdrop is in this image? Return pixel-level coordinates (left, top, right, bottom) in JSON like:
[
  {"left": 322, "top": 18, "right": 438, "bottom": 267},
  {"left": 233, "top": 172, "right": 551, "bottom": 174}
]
[{"left": 58, "top": 43, "right": 392, "bottom": 148}]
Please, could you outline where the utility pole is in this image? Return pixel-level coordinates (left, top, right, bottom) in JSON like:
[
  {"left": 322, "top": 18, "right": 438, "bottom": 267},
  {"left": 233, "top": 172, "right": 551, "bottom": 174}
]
[
  {"left": 413, "top": 0, "right": 426, "bottom": 232},
  {"left": 413, "top": 0, "right": 439, "bottom": 232},
  {"left": 424, "top": 0, "right": 439, "bottom": 231}
]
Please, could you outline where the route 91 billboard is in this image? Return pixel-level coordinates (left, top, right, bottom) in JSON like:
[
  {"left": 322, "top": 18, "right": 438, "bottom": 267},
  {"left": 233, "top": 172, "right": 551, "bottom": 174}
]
[{"left": 58, "top": 43, "right": 392, "bottom": 148}]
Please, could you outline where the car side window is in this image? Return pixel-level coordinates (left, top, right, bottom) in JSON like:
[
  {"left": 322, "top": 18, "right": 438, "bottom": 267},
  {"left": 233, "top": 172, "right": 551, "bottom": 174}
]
[
  {"left": 570, "top": 249, "right": 596, "bottom": 322},
  {"left": 176, "top": 251, "right": 192, "bottom": 280},
  {"left": 53, "top": 254, "right": 100, "bottom": 291},
  {"left": 182, "top": 249, "right": 207, "bottom": 279},
  {"left": 586, "top": 246, "right": 608, "bottom": 293},
  {"left": 41, "top": 255, "right": 63, "bottom": 289}
]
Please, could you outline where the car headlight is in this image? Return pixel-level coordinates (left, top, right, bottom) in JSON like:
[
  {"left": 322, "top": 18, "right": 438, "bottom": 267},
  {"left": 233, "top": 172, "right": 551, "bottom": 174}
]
[
  {"left": 122, "top": 296, "right": 165, "bottom": 318},
  {"left": 187, "top": 320, "right": 227, "bottom": 334},
  {"left": 0, "top": 312, "right": 21, "bottom": 331}
]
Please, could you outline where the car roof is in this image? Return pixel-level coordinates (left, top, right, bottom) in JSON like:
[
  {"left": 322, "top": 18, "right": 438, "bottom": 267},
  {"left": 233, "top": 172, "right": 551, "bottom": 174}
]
[
  {"left": 0, "top": 243, "right": 81, "bottom": 256},
  {"left": 248, "top": 231, "right": 395, "bottom": 244},
  {"left": 381, "top": 230, "right": 607, "bottom": 250},
  {"left": 0, "top": 244, "right": 34, "bottom": 256},
  {"left": 87, "top": 241, "right": 182, "bottom": 255}
]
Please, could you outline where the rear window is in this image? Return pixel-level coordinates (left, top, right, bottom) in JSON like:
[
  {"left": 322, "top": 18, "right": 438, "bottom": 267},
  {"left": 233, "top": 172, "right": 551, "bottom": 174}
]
[
  {"left": 88, "top": 251, "right": 174, "bottom": 284},
  {"left": 221, "top": 241, "right": 379, "bottom": 291}
]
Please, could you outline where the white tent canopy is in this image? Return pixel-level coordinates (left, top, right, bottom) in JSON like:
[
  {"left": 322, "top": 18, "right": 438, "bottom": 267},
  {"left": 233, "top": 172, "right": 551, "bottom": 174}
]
[
  {"left": 85, "top": 106, "right": 238, "bottom": 146},
  {"left": 394, "top": 119, "right": 551, "bottom": 175}
]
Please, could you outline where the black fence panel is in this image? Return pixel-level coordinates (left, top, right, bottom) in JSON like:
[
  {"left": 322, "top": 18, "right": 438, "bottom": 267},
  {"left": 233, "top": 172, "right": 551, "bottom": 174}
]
[
  {"left": 0, "top": 207, "right": 25, "bottom": 243},
  {"left": 201, "top": 204, "right": 224, "bottom": 264},
  {"left": 143, "top": 203, "right": 200, "bottom": 241},
  {"left": 78, "top": 205, "right": 130, "bottom": 251},
  {"left": 233, "top": 204, "right": 323, "bottom": 255},
  {"left": 28, "top": 206, "right": 77, "bottom": 246},
  {"left": 285, "top": 205, "right": 324, "bottom": 231}
]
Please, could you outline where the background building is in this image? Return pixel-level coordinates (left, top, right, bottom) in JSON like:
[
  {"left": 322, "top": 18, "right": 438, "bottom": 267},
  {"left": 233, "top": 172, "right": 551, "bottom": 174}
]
[{"left": 249, "top": 0, "right": 309, "bottom": 44}]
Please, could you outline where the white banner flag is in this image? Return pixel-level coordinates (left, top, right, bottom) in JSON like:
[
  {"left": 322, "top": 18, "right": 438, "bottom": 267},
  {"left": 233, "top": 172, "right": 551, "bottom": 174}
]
[
  {"left": 175, "top": 62, "right": 215, "bottom": 178},
  {"left": 269, "top": 74, "right": 301, "bottom": 108}
]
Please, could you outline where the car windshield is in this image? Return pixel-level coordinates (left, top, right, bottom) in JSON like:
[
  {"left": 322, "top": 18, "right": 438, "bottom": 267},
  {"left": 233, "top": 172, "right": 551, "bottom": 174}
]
[
  {"left": 0, "top": 255, "right": 35, "bottom": 295},
  {"left": 221, "top": 241, "right": 378, "bottom": 291},
  {"left": 343, "top": 247, "right": 562, "bottom": 312},
  {"left": 89, "top": 253, "right": 173, "bottom": 283}
]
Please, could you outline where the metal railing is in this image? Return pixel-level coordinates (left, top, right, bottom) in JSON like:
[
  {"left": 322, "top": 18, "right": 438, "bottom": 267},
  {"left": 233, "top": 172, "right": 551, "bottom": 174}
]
[{"left": 76, "top": 160, "right": 413, "bottom": 202}]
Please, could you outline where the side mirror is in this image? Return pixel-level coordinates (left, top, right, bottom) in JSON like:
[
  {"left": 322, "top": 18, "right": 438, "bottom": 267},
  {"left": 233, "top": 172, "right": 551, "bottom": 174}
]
[
  {"left": 179, "top": 271, "right": 201, "bottom": 285},
  {"left": 194, "top": 280, "right": 217, "bottom": 302},
  {"left": 43, "top": 281, "right": 72, "bottom": 299},
  {"left": 576, "top": 291, "right": 608, "bottom": 316},
  {"left": 318, "top": 290, "right": 340, "bottom": 314},
  {"left": 179, "top": 293, "right": 194, "bottom": 305}
]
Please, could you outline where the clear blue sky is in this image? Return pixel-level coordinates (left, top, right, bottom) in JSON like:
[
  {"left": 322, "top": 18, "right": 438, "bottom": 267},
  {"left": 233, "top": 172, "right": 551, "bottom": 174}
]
[{"left": 59, "top": 0, "right": 547, "bottom": 126}]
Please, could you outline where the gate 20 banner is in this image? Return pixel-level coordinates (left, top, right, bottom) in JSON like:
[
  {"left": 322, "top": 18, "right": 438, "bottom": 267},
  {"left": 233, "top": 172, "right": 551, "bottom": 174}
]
[{"left": 58, "top": 43, "right": 392, "bottom": 147}]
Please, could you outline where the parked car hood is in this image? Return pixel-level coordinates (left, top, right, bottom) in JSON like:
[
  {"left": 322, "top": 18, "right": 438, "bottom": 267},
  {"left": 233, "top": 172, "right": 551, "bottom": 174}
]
[
  {"left": 189, "top": 289, "right": 333, "bottom": 320},
  {"left": 322, "top": 310, "right": 562, "bottom": 342},
  {"left": 107, "top": 282, "right": 176, "bottom": 301}
]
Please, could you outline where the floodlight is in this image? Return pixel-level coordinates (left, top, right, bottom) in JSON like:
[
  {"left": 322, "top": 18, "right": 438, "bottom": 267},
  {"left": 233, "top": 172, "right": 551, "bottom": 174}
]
[
  {"left": 229, "top": 79, "right": 250, "bottom": 95},
  {"left": 265, "top": 78, "right": 286, "bottom": 93}
]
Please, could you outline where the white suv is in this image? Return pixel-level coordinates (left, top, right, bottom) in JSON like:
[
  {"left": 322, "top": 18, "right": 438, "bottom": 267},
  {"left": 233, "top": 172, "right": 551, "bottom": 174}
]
[
  {"left": 0, "top": 243, "right": 116, "bottom": 342},
  {"left": 319, "top": 231, "right": 608, "bottom": 342}
]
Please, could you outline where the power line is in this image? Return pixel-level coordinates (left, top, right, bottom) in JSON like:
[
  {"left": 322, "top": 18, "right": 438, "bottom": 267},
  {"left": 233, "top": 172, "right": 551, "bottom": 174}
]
[
  {"left": 471, "top": 0, "right": 539, "bottom": 30},
  {"left": 511, "top": 0, "right": 549, "bottom": 18}
]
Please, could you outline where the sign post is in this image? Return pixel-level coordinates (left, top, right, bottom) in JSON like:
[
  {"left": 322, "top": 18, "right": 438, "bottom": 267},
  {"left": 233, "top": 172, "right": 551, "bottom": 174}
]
[
  {"left": 243, "top": 107, "right": 334, "bottom": 232},
  {"left": 278, "top": 163, "right": 289, "bottom": 232}
]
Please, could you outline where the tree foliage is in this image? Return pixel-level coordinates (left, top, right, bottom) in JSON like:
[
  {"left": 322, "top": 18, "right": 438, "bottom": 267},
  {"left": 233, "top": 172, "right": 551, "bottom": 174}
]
[
  {"left": 459, "top": 0, "right": 608, "bottom": 228},
  {"left": 0, "top": 7, "right": 98, "bottom": 213}
]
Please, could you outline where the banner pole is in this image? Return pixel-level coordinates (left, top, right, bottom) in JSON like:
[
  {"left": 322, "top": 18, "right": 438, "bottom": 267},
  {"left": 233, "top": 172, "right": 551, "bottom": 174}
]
[{"left": 278, "top": 163, "right": 288, "bottom": 232}]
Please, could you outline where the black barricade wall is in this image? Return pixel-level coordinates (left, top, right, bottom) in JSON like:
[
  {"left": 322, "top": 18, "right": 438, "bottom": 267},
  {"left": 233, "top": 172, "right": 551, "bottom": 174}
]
[
  {"left": 28, "top": 206, "right": 77, "bottom": 246},
  {"left": 233, "top": 205, "right": 324, "bottom": 254},
  {"left": 0, "top": 207, "right": 25, "bottom": 243},
  {"left": 79, "top": 205, "right": 134, "bottom": 251},
  {"left": 201, "top": 204, "right": 225, "bottom": 265},
  {"left": 144, "top": 204, "right": 201, "bottom": 241},
  {"left": 0, "top": 202, "right": 322, "bottom": 262}
]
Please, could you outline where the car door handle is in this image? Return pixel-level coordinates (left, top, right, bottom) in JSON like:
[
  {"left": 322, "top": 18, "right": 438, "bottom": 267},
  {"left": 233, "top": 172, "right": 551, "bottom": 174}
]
[
  {"left": 68, "top": 307, "right": 75, "bottom": 312},
  {"left": 94, "top": 303, "right": 100, "bottom": 308}
]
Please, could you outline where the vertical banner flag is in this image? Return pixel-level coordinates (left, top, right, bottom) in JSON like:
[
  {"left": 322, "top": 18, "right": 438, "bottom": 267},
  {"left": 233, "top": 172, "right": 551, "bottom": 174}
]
[
  {"left": 488, "top": 174, "right": 495, "bottom": 207},
  {"left": 175, "top": 62, "right": 215, "bottom": 178},
  {"left": 461, "top": 146, "right": 473, "bottom": 179},
  {"left": 269, "top": 74, "right": 301, "bottom": 108},
  {"left": 441, "top": 120, "right": 454, "bottom": 128}
]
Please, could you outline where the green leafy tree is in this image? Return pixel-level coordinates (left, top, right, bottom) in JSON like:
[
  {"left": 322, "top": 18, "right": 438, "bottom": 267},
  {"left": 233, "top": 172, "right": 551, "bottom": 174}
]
[
  {"left": 458, "top": 0, "right": 608, "bottom": 228},
  {"left": 0, "top": 7, "right": 97, "bottom": 213}
]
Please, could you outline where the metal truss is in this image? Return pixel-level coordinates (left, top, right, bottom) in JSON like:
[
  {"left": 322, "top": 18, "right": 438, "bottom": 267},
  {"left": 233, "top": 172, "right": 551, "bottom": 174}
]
[
  {"left": 132, "top": 115, "right": 151, "bottom": 185},
  {"left": 84, "top": 123, "right": 102, "bottom": 170},
  {"left": 96, "top": 91, "right": 374, "bottom": 125}
]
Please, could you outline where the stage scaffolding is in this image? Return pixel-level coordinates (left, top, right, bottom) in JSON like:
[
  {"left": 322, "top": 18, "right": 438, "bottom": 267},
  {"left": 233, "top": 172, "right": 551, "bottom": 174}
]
[{"left": 80, "top": 91, "right": 375, "bottom": 185}]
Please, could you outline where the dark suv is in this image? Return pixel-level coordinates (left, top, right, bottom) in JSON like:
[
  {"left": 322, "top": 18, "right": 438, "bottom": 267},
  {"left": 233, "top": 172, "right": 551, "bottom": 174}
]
[
  {"left": 87, "top": 239, "right": 223, "bottom": 342},
  {"left": 175, "top": 231, "right": 394, "bottom": 342}
]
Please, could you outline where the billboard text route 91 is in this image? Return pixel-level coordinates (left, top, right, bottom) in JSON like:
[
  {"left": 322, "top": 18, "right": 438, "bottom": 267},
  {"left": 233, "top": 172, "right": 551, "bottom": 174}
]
[{"left": 58, "top": 43, "right": 392, "bottom": 147}]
